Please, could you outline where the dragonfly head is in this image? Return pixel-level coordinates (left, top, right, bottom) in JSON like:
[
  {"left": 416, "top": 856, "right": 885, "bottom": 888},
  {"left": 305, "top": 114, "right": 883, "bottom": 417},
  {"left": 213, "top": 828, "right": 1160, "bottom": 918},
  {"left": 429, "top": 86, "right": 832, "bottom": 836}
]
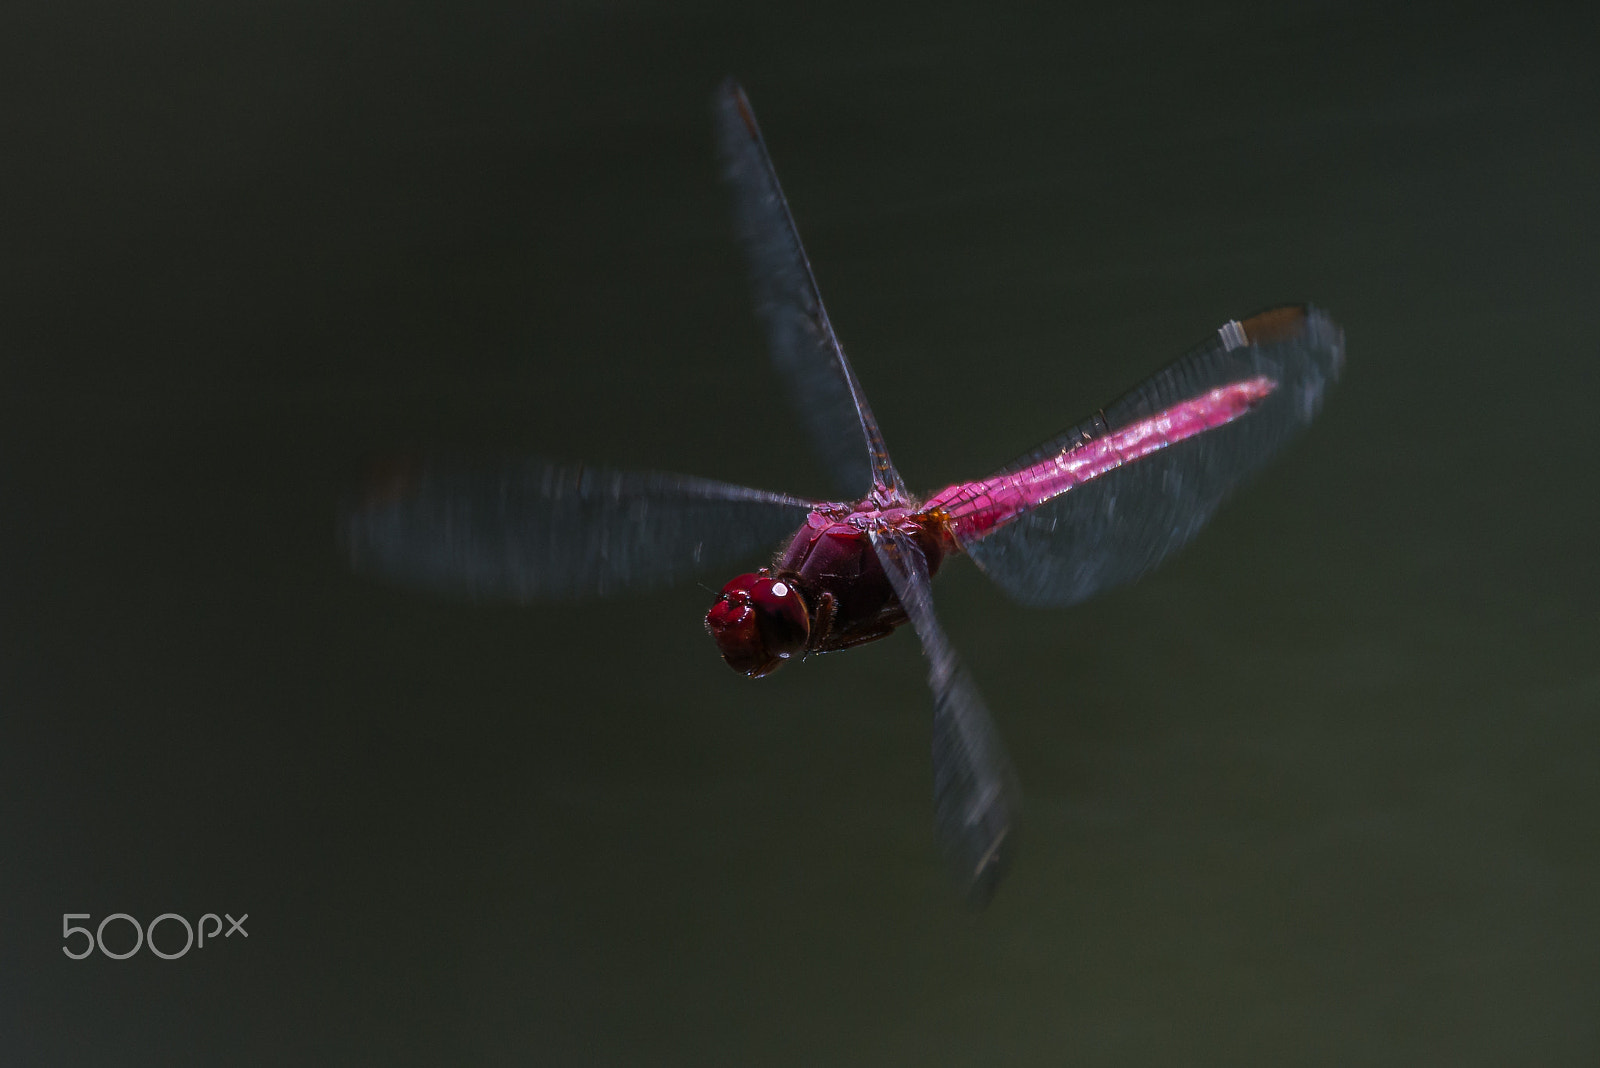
[{"left": 704, "top": 571, "right": 810, "bottom": 678}]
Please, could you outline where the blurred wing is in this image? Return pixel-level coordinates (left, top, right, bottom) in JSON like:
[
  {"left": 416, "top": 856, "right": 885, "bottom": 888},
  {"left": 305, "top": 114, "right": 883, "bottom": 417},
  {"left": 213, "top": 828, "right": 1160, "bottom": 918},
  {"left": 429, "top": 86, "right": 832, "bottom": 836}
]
[
  {"left": 715, "top": 79, "right": 903, "bottom": 500},
  {"left": 346, "top": 457, "right": 817, "bottom": 601},
  {"left": 871, "top": 526, "right": 1020, "bottom": 906},
  {"left": 942, "top": 305, "right": 1343, "bottom": 607}
]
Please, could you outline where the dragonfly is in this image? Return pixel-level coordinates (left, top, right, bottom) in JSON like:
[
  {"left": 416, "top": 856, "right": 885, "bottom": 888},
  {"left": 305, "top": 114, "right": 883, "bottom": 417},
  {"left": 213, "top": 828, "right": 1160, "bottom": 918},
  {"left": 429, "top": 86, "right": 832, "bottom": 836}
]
[{"left": 347, "top": 80, "right": 1345, "bottom": 905}]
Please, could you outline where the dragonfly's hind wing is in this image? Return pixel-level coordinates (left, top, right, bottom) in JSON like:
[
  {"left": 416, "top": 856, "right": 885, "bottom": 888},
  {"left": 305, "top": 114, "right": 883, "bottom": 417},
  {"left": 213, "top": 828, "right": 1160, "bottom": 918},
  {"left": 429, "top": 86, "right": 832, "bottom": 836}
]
[
  {"left": 346, "top": 457, "right": 817, "bottom": 601},
  {"left": 940, "top": 306, "right": 1343, "bottom": 607},
  {"left": 715, "top": 79, "right": 904, "bottom": 500},
  {"left": 871, "top": 526, "right": 1020, "bottom": 906}
]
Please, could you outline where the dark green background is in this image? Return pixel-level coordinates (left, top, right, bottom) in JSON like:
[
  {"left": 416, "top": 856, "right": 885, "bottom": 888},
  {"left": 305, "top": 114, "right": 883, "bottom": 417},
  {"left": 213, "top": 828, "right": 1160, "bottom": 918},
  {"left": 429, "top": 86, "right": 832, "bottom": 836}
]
[{"left": 4, "top": 1, "right": 1597, "bottom": 1064}]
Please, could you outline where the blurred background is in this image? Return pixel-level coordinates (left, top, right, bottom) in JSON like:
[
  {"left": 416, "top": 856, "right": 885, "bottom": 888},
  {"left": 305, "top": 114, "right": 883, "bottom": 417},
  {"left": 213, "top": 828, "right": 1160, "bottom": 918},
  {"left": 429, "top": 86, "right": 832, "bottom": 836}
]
[{"left": 2, "top": 1, "right": 1597, "bottom": 1064}]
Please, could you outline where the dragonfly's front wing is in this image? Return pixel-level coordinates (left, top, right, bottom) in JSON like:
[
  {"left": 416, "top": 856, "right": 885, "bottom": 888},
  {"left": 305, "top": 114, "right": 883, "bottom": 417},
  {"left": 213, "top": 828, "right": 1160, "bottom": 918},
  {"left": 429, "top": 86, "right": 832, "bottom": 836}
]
[
  {"left": 871, "top": 525, "right": 1020, "bottom": 906},
  {"left": 346, "top": 457, "right": 818, "bottom": 601},
  {"left": 715, "top": 80, "right": 903, "bottom": 501}
]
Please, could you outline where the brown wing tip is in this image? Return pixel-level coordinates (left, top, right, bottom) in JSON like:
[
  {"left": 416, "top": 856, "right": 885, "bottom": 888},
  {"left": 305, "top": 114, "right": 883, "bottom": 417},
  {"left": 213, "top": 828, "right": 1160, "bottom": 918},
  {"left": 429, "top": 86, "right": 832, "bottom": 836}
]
[
  {"left": 726, "top": 82, "right": 759, "bottom": 140},
  {"left": 360, "top": 453, "right": 425, "bottom": 507},
  {"left": 1238, "top": 305, "right": 1308, "bottom": 346}
]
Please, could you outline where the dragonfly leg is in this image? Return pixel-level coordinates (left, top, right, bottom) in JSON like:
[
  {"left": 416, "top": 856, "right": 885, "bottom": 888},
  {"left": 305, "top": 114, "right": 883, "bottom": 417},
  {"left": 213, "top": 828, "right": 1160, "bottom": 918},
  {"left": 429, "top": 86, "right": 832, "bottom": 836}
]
[
  {"left": 811, "top": 624, "right": 896, "bottom": 654},
  {"left": 807, "top": 590, "right": 839, "bottom": 655},
  {"left": 810, "top": 605, "right": 910, "bottom": 654}
]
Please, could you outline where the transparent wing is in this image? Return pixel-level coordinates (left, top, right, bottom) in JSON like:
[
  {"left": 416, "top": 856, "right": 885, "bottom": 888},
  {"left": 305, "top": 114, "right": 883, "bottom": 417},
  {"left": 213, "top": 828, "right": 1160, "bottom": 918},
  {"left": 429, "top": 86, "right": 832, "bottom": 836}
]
[
  {"left": 715, "top": 79, "right": 904, "bottom": 500},
  {"left": 345, "top": 457, "right": 818, "bottom": 601},
  {"left": 871, "top": 526, "right": 1021, "bottom": 906},
  {"left": 956, "top": 305, "right": 1344, "bottom": 607}
]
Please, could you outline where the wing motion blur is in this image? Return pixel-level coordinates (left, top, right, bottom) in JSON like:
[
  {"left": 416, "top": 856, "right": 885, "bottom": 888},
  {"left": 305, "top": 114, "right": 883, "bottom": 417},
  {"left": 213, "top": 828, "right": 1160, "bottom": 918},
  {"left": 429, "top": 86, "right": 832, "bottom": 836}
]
[
  {"left": 871, "top": 525, "right": 1020, "bottom": 905},
  {"left": 346, "top": 458, "right": 817, "bottom": 601},
  {"left": 715, "top": 79, "right": 904, "bottom": 500},
  {"left": 954, "top": 305, "right": 1343, "bottom": 607}
]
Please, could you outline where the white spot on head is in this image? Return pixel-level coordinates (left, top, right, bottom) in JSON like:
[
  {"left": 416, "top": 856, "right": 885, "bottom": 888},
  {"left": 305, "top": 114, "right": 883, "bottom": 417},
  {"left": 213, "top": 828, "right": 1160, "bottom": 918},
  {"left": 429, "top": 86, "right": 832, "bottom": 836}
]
[{"left": 770, "top": 582, "right": 789, "bottom": 598}]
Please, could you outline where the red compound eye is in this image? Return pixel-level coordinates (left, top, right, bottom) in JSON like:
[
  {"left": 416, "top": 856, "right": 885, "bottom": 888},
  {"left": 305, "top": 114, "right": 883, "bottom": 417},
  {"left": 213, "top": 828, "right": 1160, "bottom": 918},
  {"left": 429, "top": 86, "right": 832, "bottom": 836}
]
[{"left": 705, "top": 572, "right": 810, "bottom": 677}]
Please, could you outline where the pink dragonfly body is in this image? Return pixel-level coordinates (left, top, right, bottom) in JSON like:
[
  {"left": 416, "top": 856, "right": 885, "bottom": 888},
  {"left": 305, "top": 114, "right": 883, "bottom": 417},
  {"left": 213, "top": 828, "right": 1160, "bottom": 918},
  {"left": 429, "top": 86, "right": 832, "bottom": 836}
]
[
  {"left": 706, "top": 356, "right": 1286, "bottom": 678},
  {"left": 348, "top": 83, "right": 1343, "bottom": 904}
]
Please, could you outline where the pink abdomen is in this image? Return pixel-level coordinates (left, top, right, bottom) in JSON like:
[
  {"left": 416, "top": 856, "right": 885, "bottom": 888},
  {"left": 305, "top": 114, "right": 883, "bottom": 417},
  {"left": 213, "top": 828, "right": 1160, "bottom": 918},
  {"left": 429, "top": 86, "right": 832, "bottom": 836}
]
[{"left": 925, "top": 376, "right": 1276, "bottom": 543}]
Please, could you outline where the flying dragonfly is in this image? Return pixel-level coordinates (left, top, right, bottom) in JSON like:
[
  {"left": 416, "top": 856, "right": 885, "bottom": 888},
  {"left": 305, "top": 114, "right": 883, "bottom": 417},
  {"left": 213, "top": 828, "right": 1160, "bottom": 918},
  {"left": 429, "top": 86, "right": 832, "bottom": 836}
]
[{"left": 347, "top": 80, "right": 1345, "bottom": 905}]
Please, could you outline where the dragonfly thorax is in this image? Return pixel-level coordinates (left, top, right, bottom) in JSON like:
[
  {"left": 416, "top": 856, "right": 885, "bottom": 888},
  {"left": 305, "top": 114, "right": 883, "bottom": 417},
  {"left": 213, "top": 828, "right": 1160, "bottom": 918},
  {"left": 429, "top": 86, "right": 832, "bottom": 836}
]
[{"left": 704, "top": 570, "right": 810, "bottom": 677}]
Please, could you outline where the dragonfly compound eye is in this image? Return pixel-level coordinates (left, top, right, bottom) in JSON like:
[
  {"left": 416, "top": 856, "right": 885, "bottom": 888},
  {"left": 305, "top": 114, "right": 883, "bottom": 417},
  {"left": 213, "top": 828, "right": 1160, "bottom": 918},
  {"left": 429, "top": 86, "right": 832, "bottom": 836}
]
[{"left": 704, "top": 572, "right": 810, "bottom": 678}]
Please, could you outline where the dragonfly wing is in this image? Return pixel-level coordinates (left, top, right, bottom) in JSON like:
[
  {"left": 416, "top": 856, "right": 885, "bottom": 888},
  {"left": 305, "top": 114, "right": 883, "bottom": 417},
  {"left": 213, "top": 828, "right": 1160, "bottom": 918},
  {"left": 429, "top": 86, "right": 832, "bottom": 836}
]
[
  {"left": 346, "top": 457, "right": 818, "bottom": 601},
  {"left": 949, "top": 305, "right": 1343, "bottom": 607},
  {"left": 871, "top": 526, "right": 1021, "bottom": 906},
  {"left": 715, "top": 79, "right": 903, "bottom": 500}
]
